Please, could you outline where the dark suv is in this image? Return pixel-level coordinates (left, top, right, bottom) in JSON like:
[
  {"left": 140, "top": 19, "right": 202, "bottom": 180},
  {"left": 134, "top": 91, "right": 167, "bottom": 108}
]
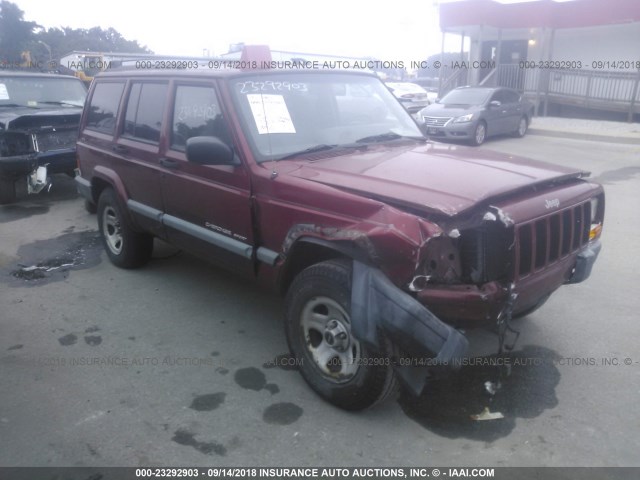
[
  {"left": 0, "top": 72, "right": 87, "bottom": 203},
  {"left": 75, "top": 65, "right": 604, "bottom": 410}
]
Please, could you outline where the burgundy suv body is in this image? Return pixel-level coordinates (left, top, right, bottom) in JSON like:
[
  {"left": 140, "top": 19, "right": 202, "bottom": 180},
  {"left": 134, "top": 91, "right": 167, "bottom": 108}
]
[{"left": 76, "top": 67, "right": 604, "bottom": 410}]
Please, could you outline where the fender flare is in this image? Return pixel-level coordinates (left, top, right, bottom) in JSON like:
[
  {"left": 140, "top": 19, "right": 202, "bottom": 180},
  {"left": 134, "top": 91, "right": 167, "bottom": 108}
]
[{"left": 91, "top": 166, "right": 138, "bottom": 226}]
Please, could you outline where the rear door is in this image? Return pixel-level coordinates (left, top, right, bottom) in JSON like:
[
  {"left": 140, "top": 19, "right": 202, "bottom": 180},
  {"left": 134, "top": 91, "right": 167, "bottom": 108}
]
[
  {"left": 159, "top": 81, "right": 255, "bottom": 276},
  {"left": 502, "top": 89, "right": 524, "bottom": 132},
  {"left": 114, "top": 80, "right": 169, "bottom": 236}
]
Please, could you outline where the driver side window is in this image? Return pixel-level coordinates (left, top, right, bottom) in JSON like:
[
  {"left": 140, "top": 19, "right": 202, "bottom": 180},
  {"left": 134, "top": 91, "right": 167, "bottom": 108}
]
[
  {"left": 171, "top": 85, "right": 231, "bottom": 151},
  {"left": 490, "top": 91, "right": 505, "bottom": 105}
]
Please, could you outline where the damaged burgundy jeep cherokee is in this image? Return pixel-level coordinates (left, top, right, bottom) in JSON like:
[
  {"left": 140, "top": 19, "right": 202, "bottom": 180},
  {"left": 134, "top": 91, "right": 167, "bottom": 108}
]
[{"left": 75, "top": 66, "right": 604, "bottom": 410}]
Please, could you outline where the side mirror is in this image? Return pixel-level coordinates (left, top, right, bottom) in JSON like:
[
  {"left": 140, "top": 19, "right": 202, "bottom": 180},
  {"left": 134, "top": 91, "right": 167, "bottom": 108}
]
[
  {"left": 186, "top": 136, "right": 237, "bottom": 166},
  {"left": 489, "top": 100, "right": 501, "bottom": 108}
]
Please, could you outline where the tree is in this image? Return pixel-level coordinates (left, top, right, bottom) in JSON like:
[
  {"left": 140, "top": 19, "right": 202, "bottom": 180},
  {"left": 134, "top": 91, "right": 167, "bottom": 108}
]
[
  {"left": 1, "top": 0, "right": 151, "bottom": 66},
  {"left": 0, "top": 1, "right": 38, "bottom": 63},
  {"left": 34, "top": 26, "right": 152, "bottom": 61}
]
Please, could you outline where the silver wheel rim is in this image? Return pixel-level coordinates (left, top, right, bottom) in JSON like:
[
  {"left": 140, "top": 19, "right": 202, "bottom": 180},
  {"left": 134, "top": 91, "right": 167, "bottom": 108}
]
[
  {"left": 476, "top": 123, "right": 486, "bottom": 144},
  {"left": 300, "top": 296, "right": 361, "bottom": 383},
  {"left": 102, "top": 206, "right": 123, "bottom": 255},
  {"left": 518, "top": 118, "right": 527, "bottom": 136}
]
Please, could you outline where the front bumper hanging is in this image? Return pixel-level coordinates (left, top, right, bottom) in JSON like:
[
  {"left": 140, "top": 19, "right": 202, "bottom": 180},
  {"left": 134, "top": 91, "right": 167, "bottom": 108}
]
[{"left": 350, "top": 260, "right": 469, "bottom": 395}]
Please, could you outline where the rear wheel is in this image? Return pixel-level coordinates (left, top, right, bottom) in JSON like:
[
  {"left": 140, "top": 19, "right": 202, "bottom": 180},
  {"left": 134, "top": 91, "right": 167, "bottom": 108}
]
[
  {"left": 512, "top": 116, "right": 528, "bottom": 138},
  {"left": 97, "top": 188, "right": 153, "bottom": 268},
  {"left": 0, "top": 176, "right": 17, "bottom": 205},
  {"left": 284, "top": 259, "right": 398, "bottom": 410}
]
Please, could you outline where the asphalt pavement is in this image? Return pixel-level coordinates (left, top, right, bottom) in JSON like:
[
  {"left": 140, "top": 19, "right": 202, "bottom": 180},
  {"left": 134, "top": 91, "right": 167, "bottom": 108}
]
[{"left": 0, "top": 126, "right": 639, "bottom": 469}]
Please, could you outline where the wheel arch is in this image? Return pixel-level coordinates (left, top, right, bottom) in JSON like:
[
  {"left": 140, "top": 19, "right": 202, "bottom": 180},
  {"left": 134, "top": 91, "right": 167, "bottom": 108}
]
[
  {"left": 91, "top": 166, "right": 129, "bottom": 205},
  {"left": 278, "top": 237, "right": 373, "bottom": 295},
  {"left": 90, "top": 166, "right": 139, "bottom": 228}
]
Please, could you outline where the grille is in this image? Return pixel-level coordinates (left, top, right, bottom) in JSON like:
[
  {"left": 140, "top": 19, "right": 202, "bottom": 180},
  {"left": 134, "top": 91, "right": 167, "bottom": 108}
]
[
  {"left": 516, "top": 201, "right": 591, "bottom": 278},
  {"left": 423, "top": 116, "right": 452, "bottom": 127},
  {"left": 34, "top": 129, "right": 77, "bottom": 152}
]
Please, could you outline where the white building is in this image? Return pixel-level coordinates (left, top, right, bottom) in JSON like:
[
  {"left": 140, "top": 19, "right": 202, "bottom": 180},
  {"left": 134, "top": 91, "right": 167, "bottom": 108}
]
[{"left": 438, "top": 0, "right": 640, "bottom": 120}]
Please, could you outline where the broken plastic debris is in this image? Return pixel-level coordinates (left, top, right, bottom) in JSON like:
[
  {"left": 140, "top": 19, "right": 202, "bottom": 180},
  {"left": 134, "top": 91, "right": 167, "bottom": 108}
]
[
  {"left": 471, "top": 407, "right": 505, "bottom": 421},
  {"left": 17, "top": 263, "right": 75, "bottom": 273},
  {"left": 448, "top": 229, "right": 461, "bottom": 238},
  {"left": 407, "top": 275, "right": 431, "bottom": 292},
  {"left": 483, "top": 212, "right": 497, "bottom": 222},
  {"left": 27, "top": 165, "right": 51, "bottom": 195},
  {"left": 484, "top": 380, "right": 501, "bottom": 396},
  {"left": 489, "top": 205, "right": 514, "bottom": 226}
]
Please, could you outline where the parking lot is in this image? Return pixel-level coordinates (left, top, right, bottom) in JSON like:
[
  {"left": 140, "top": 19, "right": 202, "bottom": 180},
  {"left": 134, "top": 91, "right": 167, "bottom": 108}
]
[{"left": 1, "top": 134, "right": 639, "bottom": 467}]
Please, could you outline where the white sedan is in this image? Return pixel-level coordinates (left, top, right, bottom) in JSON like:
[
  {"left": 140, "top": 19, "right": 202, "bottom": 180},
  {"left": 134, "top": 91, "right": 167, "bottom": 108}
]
[{"left": 386, "top": 82, "right": 432, "bottom": 114}]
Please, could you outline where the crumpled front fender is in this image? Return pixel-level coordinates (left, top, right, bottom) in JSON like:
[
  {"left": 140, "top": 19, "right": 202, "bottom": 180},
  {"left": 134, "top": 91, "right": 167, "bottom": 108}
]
[{"left": 350, "top": 260, "right": 468, "bottom": 395}]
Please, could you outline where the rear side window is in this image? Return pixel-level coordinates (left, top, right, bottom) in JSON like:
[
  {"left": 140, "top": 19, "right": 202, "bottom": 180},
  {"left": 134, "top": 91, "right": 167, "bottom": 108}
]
[
  {"left": 171, "top": 85, "right": 230, "bottom": 150},
  {"left": 86, "top": 82, "right": 125, "bottom": 134},
  {"left": 123, "top": 82, "right": 168, "bottom": 143}
]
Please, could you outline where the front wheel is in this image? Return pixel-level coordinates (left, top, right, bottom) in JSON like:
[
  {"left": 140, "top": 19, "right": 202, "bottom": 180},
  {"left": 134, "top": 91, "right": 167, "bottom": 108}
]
[
  {"left": 84, "top": 199, "right": 97, "bottom": 214},
  {"left": 284, "top": 259, "right": 398, "bottom": 410},
  {"left": 470, "top": 121, "right": 487, "bottom": 146},
  {"left": 97, "top": 188, "right": 153, "bottom": 268}
]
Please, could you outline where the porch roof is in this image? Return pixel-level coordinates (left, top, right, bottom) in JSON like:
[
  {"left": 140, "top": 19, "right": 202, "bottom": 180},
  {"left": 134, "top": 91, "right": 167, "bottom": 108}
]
[{"left": 440, "top": 0, "right": 640, "bottom": 32}]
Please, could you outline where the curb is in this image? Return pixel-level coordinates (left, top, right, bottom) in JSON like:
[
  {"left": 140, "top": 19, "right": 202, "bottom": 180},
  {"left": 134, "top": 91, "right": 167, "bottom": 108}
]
[{"left": 528, "top": 128, "right": 640, "bottom": 145}]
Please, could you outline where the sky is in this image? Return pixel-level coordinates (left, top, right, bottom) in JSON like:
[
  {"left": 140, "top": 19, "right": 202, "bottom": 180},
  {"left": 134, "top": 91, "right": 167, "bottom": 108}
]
[
  {"left": 14, "top": 0, "right": 577, "bottom": 61},
  {"left": 14, "top": 0, "right": 451, "bottom": 61}
]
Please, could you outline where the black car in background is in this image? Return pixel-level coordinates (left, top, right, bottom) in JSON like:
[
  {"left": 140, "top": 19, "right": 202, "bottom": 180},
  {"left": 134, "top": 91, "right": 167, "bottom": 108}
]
[
  {"left": 417, "top": 86, "right": 534, "bottom": 146},
  {"left": 0, "top": 72, "right": 87, "bottom": 204}
]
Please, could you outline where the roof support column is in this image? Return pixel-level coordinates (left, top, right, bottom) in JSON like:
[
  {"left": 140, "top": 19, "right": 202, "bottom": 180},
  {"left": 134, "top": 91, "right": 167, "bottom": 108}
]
[
  {"left": 543, "top": 28, "right": 556, "bottom": 117},
  {"left": 629, "top": 68, "right": 640, "bottom": 123},
  {"left": 470, "top": 24, "right": 484, "bottom": 86},
  {"left": 495, "top": 28, "right": 503, "bottom": 87},
  {"left": 438, "top": 30, "right": 445, "bottom": 96}
]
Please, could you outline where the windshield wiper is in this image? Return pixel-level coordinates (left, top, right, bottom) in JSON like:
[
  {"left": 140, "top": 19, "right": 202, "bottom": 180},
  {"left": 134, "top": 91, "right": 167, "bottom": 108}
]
[
  {"left": 278, "top": 144, "right": 339, "bottom": 160},
  {"left": 0, "top": 103, "right": 32, "bottom": 108},
  {"left": 355, "top": 132, "right": 425, "bottom": 144},
  {"left": 39, "top": 101, "right": 83, "bottom": 107},
  {"left": 278, "top": 143, "right": 370, "bottom": 161}
]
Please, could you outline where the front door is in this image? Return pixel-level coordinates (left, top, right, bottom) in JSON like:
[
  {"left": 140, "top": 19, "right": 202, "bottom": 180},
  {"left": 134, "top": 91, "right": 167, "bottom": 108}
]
[{"left": 159, "top": 82, "right": 255, "bottom": 276}]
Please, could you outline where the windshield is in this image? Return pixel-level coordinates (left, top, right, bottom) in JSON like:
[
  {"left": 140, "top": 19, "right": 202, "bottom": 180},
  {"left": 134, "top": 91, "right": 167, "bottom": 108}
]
[
  {"left": 229, "top": 72, "right": 423, "bottom": 162},
  {"left": 0, "top": 76, "right": 87, "bottom": 108},
  {"left": 440, "top": 88, "right": 491, "bottom": 106}
]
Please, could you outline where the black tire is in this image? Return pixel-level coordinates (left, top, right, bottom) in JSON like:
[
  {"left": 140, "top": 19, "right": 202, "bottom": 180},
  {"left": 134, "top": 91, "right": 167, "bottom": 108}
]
[
  {"left": 84, "top": 199, "right": 97, "bottom": 214},
  {"left": 0, "top": 176, "right": 17, "bottom": 205},
  {"left": 512, "top": 116, "right": 528, "bottom": 138},
  {"left": 97, "top": 188, "right": 153, "bottom": 268},
  {"left": 284, "top": 259, "right": 398, "bottom": 410},
  {"left": 470, "top": 121, "right": 487, "bottom": 146}
]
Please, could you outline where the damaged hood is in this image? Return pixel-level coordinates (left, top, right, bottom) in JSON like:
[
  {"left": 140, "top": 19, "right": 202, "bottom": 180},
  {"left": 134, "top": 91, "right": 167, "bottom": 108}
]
[
  {"left": 0, "top": 106, "right": 82, "bottom": 131},
  {"left": 284, "top": 142, "right": 588, "bottom": 217}
]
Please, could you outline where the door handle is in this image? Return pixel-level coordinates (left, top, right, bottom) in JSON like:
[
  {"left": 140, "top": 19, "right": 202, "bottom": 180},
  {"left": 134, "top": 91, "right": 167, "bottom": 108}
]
[
  {"left": 159, "top": 158, "right": 179, "bottom": 169},
  {"left": 112, "top": 145, "right": 129, "bottom": 154}
]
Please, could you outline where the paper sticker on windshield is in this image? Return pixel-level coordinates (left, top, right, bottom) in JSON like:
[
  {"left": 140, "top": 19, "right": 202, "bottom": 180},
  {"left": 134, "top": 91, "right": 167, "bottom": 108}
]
[
  {"left": 0, "top": 84, "right": 9, "bottom": 100},
  {"left": 247, "top": 94, "right": 296, "bottom": 134}
]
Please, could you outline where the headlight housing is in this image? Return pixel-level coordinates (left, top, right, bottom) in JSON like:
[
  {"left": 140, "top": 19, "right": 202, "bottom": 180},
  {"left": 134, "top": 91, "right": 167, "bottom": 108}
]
[
  {"left": 453, "top": 113, "right": 474, "bottom": 123},
  {"left": 589, "top": 197, "right": 603, "bottom": 240}
]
